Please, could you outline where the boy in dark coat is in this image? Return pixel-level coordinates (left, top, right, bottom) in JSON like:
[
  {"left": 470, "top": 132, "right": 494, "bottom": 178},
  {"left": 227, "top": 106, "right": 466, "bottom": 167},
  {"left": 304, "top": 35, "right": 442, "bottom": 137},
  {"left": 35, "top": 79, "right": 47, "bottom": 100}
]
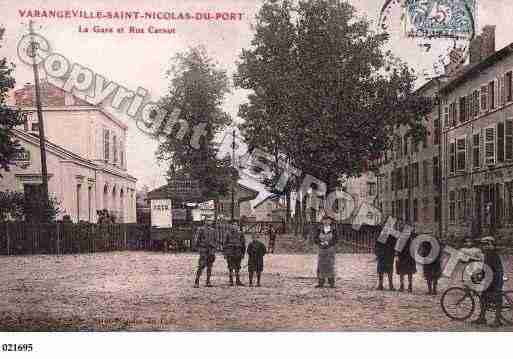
[
  {"left": 247, "top": 235, "right": 267, "bottom": 287},
  {"left": 268, "top": 227, "right": 276, "bottom": 254},
  {"left": 396, "top": 235, "right": 417, "bottom": 293},
  {"left": 375, "top": 234, "right": 396, "bottom": 290},
  {"left": 421, "top": 238, "right": 442, "bottom": 295}
]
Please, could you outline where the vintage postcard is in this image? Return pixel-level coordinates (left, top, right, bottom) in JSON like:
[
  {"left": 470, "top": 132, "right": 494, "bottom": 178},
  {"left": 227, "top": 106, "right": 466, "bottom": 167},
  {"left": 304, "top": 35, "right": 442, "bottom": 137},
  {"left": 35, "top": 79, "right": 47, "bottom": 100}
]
[{"left": 0, "top": 0, "right": 512, "bottom": 355}]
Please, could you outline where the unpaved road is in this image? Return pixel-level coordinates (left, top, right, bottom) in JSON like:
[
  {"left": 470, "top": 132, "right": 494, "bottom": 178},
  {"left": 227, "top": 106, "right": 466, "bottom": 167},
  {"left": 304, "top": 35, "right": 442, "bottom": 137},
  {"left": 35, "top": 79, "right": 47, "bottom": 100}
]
[{"left": 1, "top": 252, "right": 511, "bottom": 331}]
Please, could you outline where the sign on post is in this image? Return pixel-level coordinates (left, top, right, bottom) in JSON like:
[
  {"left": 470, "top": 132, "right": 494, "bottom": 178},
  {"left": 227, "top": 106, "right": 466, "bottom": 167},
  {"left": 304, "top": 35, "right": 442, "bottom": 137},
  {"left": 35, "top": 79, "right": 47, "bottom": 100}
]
[{"left": 151, "top": 199, "right": 173, "bottom": 228}]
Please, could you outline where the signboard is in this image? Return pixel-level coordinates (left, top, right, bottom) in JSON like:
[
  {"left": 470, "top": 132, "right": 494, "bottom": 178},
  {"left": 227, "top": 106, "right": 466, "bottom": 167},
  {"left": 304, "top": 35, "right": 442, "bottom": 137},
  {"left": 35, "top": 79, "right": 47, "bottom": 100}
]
[
  {"left": 150, "top": 199, "right": 173, "bottom": 228},
  {"left": 13, "top": 148, "right": 31, "bottom": 169}
]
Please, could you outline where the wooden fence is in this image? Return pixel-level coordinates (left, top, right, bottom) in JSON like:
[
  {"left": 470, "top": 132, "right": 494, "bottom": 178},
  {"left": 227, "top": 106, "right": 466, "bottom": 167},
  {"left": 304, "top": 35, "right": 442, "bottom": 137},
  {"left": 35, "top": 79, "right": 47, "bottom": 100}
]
[
  {"left": 0, "top": 222, "right": 156, "bottom": 255},
  {"left": 0, "top": 221, "right": 383, "bottom": 256}
]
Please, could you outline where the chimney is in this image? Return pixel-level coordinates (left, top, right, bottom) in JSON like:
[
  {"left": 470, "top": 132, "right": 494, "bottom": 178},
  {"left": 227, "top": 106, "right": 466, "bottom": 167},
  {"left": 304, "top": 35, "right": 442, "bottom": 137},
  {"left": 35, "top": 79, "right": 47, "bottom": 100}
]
[
  {"left": 481, "top": 25, "right": 496, "bottom": 59},
  {"left": 469, "top": 35, "right": 482, "bottom": 64}
]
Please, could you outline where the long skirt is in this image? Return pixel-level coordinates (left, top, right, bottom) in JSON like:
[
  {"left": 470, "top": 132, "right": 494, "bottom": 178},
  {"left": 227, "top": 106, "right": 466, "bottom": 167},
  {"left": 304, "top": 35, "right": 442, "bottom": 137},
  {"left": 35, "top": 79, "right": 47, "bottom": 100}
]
[{"left": 317, "top": 246, "right": 336, "bottom": 279}]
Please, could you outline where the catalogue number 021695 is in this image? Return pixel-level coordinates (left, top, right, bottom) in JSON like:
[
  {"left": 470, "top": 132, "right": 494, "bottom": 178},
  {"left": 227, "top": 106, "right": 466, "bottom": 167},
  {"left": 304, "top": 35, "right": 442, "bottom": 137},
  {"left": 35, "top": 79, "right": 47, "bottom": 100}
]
[{"left": 2, "top": 344, "right": 33, "bottom": 352}]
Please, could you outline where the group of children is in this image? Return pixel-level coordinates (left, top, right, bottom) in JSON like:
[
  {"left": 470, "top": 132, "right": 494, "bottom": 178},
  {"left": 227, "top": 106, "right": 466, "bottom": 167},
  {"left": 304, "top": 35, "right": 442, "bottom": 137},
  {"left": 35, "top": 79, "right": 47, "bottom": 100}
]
[{"left": 374, "top": 232, "right": 442, "bottom": 294}]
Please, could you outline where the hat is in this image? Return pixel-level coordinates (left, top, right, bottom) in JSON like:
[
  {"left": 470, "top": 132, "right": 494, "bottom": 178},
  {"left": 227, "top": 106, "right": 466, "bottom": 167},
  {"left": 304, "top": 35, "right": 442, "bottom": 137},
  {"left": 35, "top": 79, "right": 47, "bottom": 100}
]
[
  {"left": 479, "top": 236, "right": 495, "bottom": 245},
  {"left": 321, "top": 214, "right": 335, "bottom": 222}
]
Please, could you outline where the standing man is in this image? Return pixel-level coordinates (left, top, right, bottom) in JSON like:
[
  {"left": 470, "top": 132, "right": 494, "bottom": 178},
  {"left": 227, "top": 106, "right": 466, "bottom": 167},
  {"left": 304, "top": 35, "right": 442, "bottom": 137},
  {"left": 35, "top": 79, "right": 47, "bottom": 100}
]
[
  {"left": 193, "top": 219, "right": 218, "bottom": 288},
  {"left": 223, "top": 220, "right": 246, "bottom": 286}
]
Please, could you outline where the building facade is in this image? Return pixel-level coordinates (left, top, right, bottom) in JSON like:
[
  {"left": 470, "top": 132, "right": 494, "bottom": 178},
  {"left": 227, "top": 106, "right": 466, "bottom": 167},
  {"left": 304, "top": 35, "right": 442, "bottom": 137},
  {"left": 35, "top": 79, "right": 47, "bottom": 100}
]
[
  {"left": 0, "top": 82, "right": 137, "bottom": 223},
  {"left": 376, "top": 26, "right": 513, "bottom": 240}
]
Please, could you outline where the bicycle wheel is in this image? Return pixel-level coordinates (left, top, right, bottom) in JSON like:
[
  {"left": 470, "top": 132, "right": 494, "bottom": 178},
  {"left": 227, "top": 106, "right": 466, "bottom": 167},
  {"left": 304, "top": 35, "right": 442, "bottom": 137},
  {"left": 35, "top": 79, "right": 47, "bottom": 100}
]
[
  {"left": 499, "top": 290, "right": 513, "bottom": 325},
  {"left": 441, "top": 287, "right": 476, "bottom": 321}
]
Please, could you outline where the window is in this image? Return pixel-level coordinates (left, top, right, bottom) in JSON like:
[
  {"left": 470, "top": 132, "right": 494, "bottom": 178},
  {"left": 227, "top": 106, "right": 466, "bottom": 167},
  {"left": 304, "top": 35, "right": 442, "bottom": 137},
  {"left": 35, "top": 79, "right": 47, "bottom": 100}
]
[
  {"left": 434, "top": 118, "right": 440, "bottom": 145},
  {"left": 422, "top": 198, "right": 429, "bottom": 222},
  {"left": 458, "top": 189, "right": 467, "bottom": 221},
  {"left": 489, "top": 81, "right": 495, "bottom": 110},
  {"left": 404, "top": 199, "right": 409, "bottom": 222},
  {"left": 433, "top": 156, "right": 439, "bottom": 186},
  {"left": 457, "top": 138, "right": 466, "bottom": 171},
  {"left": 103, "top": 129, "right": 110, "bottom": 162},
  {"left": 459, "top": 96, "right": 466, "bottom": 123},
  {"left": 498, "top": 122, "right": 505, "bottom": 163},
  {"left": 368, "top": 182, "right": 377, "bottom": 196},
  {"left": 450, "top": 141, "right": 456, "bottom": 174},
  {"left": 397, "top": 137, "right": 403, "bottom": 159},
  {"left": 113, "top": 135, "right": 118, "bottom": 164},
  {"left": 404, "top": 165, "right": 409, "bottom": 189},
  {"left": 391, "top": 201, "right": 396, "bottom": 218},
  {"left": 481, "top": 85, "right": 488, "bottom": 112},
  {"left": 466, "top": 94, "right": 471, "bottom": 122},
  {"left": 413, "top": 198, "right": 418, "bottom": 222},
  {"left": 448, "top": 103, "right": 454, "bottom": 126},
  {"left": 397, "top": 200, "right": 403, "bottom": 220},
  {"left": 449, "top": 191, "right": 456, "bottom": 222},
  {"left": 76, "top": 184, "right": 82, "bottom": 222},
  {"left": 423, "top": 160, "right": 429, "bottom": 186},
  {"left": 506, "top": 120, "right": 513, "bottom": 161},
  {"left": 120, "top": 139, "right": 125, "bottom": 168},
  {"left": 403, "top": 135, "right": 408, "bottom": 156},
  {"left": 413, "top": 162, "right": 419, "bottom": 187},
  {"left": 443, "top": 106, "right": 449, "bottom": 127},
  {"left": 485, "top": 127, "right": 496, "bottom": 165},
  {"left": 506, "top": 71, "right": 513, "bottom": 102},
  {"left": 31, "top": 122, "right": 39, "bottom": 132},
  {"left": 473, "top": 133, "right": 480, "bottom": 168},
  {"left": 434, "top": 196, "right": 440, "bottom": 222},
  {"left": 473, "top": 89, "right": 480, "bottom": 117}
]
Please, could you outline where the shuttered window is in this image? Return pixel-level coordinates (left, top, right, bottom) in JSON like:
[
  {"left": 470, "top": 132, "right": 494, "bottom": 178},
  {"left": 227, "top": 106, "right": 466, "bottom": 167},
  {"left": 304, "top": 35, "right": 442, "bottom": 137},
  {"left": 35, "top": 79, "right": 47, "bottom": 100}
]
[
  {"left": 450, "top": 142, "right": 456, "bottom": 174},
  {"left": 506, "top": 120, "right": 513, "bottom": 161},
  {"left": 459, "top": 96, "right": 466, "bottom": 123},
  {"left": 473, "top": 90, "right": 480, "bottom": 117},
  {"left": 498, "top": 122, "right": 505, "bottom": 162},
  {"left": 501, "top": 76, "right": 506, "bottom": 106},
  {"left": 485, "top": 127, "right": 496, "bottom": 165},
  {"left": 443, "top": 106, "right": 449, "bottom": 127},
  {"left": 457, "top": 138, "right": 466, "bottom": 171},
  {"left": 449, "top": 191, "right": 456, "bottom": 222},
  {"left": 473, "top": 133, "right": 480, "bottom": 168},
  {"left": 481, "top": 85, "right": 488, "bottom": 111},
  {"left": 506, "top": 71, "right": 513, "bottom": 102},
  {"left": 103, "top": 129, "right": 110, "bottom": 162},
  {"left": 489, "top": 81, "right": 496, "bottom": 110}
]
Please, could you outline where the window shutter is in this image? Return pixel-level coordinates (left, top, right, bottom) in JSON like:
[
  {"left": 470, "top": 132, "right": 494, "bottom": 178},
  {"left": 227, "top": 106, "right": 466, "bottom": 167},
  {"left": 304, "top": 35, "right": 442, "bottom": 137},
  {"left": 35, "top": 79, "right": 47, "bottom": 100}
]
[
  {"left": 498, "top": 122, "right": 505, "bottom": 162},
  {"left": 501, "top": 75, "right": 506, "bottom": 106},
  {"left": 480, "top": 128, "right": 485, "bottom": 167},
  {"left": 506, "top": 119, "right": 513, "bottom": 161},
  {"left": 467, "top": 134, "right": 472, "bottom": 170},
  {"left": 495, "top": 79, "right": 500, "bottom": 108},
  {"left": 485, "top": 127, "right": 496, "bottom": 165}
]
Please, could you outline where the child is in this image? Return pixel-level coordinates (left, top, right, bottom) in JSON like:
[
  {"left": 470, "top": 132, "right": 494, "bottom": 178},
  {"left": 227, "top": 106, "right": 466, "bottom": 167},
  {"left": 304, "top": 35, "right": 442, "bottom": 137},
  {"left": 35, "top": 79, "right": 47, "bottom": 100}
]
[
  {"left": 247, "top": 235, "right": 267, "bottom": 287},
  {"left": 396, "top": 234, "right": 417, "bottom": 293},
  {"left": 420, "top": 238, "right": 442, "bottom": 295}
]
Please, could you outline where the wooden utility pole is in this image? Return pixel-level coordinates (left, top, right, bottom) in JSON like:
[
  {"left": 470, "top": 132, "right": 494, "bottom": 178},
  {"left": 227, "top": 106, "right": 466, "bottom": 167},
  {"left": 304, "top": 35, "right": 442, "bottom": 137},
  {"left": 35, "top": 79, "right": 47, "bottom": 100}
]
[
  {"left": 28, "top": 20, "right": 50, "bottom": 221},
  {"left": 230, "top": 129, "right": 236, "bottom": 221}
]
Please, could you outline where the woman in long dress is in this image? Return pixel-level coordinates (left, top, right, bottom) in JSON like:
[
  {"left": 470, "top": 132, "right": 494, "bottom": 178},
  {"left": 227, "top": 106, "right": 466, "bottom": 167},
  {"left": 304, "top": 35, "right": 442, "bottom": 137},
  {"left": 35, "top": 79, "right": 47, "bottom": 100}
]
[{"left": 313, "top": 215, "right": 338, "bottom": 288}]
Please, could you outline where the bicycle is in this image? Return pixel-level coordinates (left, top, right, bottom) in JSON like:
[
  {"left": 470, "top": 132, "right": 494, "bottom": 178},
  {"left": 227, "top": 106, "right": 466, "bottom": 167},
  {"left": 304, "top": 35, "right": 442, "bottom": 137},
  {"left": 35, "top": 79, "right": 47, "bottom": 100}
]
[{"left": 440, "top": 262, "right": 513, "bottom": 324}]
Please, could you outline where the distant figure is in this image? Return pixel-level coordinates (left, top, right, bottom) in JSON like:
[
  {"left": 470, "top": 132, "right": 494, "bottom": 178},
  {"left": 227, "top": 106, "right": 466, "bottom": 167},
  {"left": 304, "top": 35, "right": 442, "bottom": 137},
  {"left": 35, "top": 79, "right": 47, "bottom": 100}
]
[
  {"left": 396, "top": 234, "right": 417, "bottom": 293},
  {"left": 193, "top": 219, "right": 218, "bottom": 288},
  {"left": 247, "top": 235, "right": 267, "bottom": 287},
  {"left": 375, "top": 234, "right": 396, "bottom": 291},
  {"left": 223, "top": 221, "right": 246, "bottom": 286},
  {"left": 421, "top": 238, "right": 442, "bottom": 295},
  {"left": 268, "top": 226, "right": 276, "bottom": 254},
  {"left": 313, "top": 215, "right": 338, "bottom": 288}
]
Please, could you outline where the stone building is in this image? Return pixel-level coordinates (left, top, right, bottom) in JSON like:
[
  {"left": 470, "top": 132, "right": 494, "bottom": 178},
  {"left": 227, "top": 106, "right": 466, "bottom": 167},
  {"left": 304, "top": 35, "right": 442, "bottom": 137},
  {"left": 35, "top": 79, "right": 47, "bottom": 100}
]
[
  {"left": 0, "top": 82, "right": 137, "bottom": 223},
  {"left": 376, "top": 26, "right": 513, "bottom": 240}
]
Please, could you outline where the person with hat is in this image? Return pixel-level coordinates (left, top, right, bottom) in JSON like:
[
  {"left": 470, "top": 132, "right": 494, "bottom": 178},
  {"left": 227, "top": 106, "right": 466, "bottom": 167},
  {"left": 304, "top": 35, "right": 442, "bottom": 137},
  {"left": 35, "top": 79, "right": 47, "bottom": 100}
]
[
  {"left": 421, "top": 237, "right": 443, "bottom": 295},
  {"left": 246, "top": 234, "right": 267, "bottom": 287},
  {"left": 396, "top": 230, "right": 417, "bottom": 293},
  {"left": 193, "top": 219, "right": 219, "bottom": 288},
  {"left": 313, "top": 215, "right": 338, "bottom": 288},
  {"left": 472, "top": 236, "right": 505, "bottom": 327}
]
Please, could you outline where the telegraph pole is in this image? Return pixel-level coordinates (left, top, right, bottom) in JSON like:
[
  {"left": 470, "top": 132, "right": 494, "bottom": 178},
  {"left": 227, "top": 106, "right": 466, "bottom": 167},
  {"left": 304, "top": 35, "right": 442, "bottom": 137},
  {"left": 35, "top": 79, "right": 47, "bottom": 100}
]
[
  {"left": 230, "top": 129, "right": 236, "bottom": 221},
  {"left": 29, "top": 20, "right": 50, "bottom": 221}
]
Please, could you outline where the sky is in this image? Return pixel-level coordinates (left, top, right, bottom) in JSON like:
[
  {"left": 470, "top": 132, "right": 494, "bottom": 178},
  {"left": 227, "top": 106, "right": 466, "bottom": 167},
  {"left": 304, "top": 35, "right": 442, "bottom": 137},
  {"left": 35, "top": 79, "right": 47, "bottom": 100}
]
[{"left": 1, "top": 0, "right": 513, "bottom": 191}]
